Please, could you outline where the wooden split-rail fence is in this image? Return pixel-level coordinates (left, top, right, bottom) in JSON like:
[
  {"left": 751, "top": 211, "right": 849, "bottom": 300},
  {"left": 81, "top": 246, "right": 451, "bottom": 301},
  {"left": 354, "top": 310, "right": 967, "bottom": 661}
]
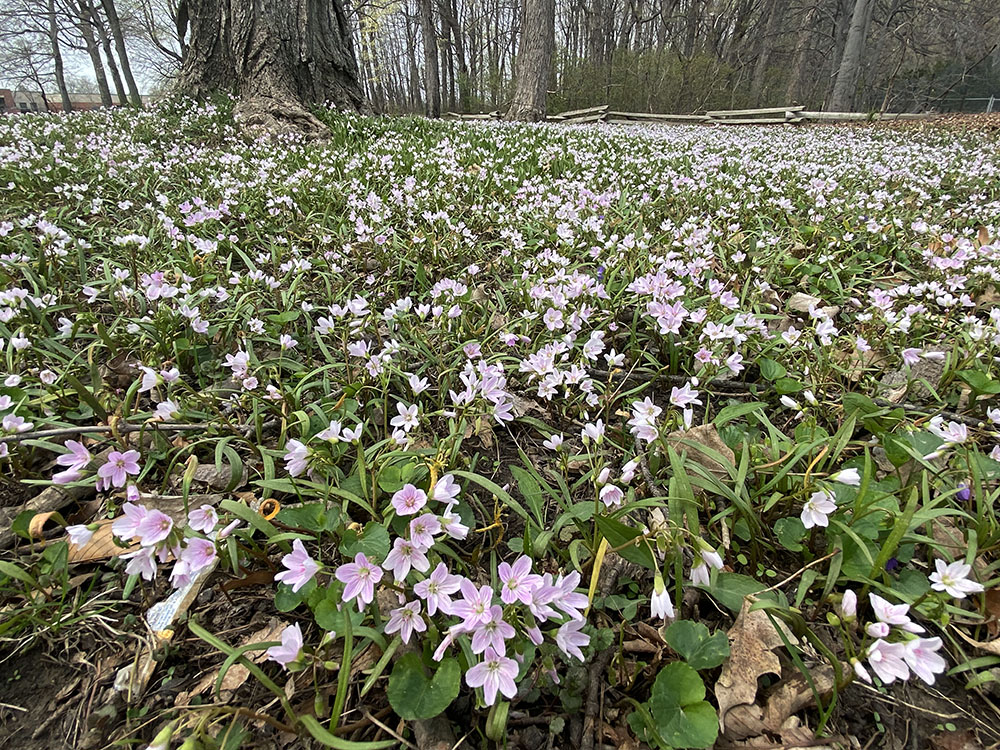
[{"left": 445, "top": 104, "right": 931, "bottom": 126}]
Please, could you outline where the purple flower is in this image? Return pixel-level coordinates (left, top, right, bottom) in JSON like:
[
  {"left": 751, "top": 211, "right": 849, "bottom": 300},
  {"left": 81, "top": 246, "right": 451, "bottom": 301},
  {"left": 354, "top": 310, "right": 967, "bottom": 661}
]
[
  {"left": 414, "top": 562, "right": 462, "bottom": 616},
  {"left": 384, "top": 600, "right": 426, "bottom": 645},
  {"left": 465, "top": 647, "right": 518, "bottom": 706},
  {"left": 470, "top": 605, "right": 515, "bottom": 655},
  {"left": 336, "top": 552, "right": 383, "bottom": 611},
  {"left": 283, "top": 439, "right": 310, "bottom": 477},
  {"left": 97, "top": 449, "right": 141, "bottom": 488},
  {"left": 551, "top": 571, "right": 589, "bottom": 620},
  {"left": 408, "top": 514, "right": 441, "bottom": 550},
  {"left": 122, "top": 546, "right": 157, "bottom": 580},
  {"left": 382, "top": 537, "right": 430, "bottom": 581},
  {"left": 187, "top": 504, "right": 218, "bottom": 533},
  {"left": 275, "top": 539, "right": 320, "bottom": 593},
  {"left": 391, "top": 484, "right": 427, "bottom": 516},
  {"left": 956, "top": 484, "right": 971, "bottom": 502},
  {"left": 451, "top": 580, "right": 495, "bottom": 630},
  {"left": 556, "top": 619, "right": 590, "bottom": 661},
  {"left": 432, "top": 474, "right": 460, "bottom": 503},
  {"left": 266, "top": 623, "right": 303, "bottom": 669},
  {"left": 498, "top": 555, "right": 537, "bottom": 605},
  {"left": 53, "top": 440, "right": 92, "bottom": 484},
  {"left": 180, "top": 537, "right": 217, "bottom": 573},
  {"left": 903, "top": 637, "right": 947, "bottom": 684},
  {"left": 112, "top": 502, "right": 148, "bottom": 540},
  {"left": 866, "top": 639, "right": 909, "bottom": 684},
  {"left": 135, "top": 509, "right": 174, "bottom": 547}
]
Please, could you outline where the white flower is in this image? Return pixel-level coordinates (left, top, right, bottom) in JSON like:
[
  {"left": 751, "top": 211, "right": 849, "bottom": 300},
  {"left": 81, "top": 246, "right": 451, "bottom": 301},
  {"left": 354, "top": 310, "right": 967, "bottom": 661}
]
[
  {"left": 929, "top": 559, "right": 984, "bottom": 599},
  {"left": 829, "top": 468, "right": 860, "bottom": 486},
  {"left": 800, "top": 490, "right": 836, "bottom": 529}
]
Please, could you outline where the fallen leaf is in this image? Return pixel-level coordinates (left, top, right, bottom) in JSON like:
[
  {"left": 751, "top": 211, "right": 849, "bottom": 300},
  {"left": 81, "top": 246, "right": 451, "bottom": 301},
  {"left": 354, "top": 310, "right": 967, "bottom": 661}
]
[
  {"left": 985, "top": 589, "right": 1000, "bottom": 639},
  {"left": 175, "top": 619, "right": 286, "bottom": 705},
  {"left": 954, "top": 627, "right": 1000, "bottom": 656},
  {"left": 68, "top": 519, "right": 137, "bottom": 563},
  {"left": 930, "top": 729, "right": 983, "bottom": 750},
  {"left": 28, "top": 510, "right": 67, "bottom": 539},
  {"left": 715, "top": 599, "right": 794, "bottom": 738},
  {"left": 665, "top": 424, "right": 735, "bottom": 479},
  {"left": 761, "top": 664, "right": 837, "bottom": 732}
]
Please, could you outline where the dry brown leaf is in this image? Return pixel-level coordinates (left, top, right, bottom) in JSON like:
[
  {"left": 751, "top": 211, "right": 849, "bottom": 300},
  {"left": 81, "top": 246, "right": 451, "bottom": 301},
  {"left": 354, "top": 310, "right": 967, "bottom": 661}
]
[
  {"left": 28, "top": 510, "right": 66, "bottom": 539},
  {"left": 715, "top": 599, "right": 793, "bottom": 738},
  {"left": 930, "top": 729, "right": 983, "bottom": 750},
  {"left": 68, "top": 519, "right": 138, "bottom": 563},
  {"left": 954, "top": 627, "right": 1000, "bottom": 656},
  {"left": 175, "top": 620, "right": 286, "bottom": 705},
  {"left": 761, "top": 664, "right": 837, "bottom": 732},
  {"left": 985, "top": 589, "right": 1000, "bottom": 639},
  {"left": 664, "top": 423, "right": 735, "bottom": 479}
]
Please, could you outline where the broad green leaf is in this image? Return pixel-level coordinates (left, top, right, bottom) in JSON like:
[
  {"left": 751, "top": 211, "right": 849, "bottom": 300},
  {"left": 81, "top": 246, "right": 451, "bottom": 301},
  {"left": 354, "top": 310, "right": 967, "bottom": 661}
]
[
  {"left": 664, "top": 620, "right": 730, "bottom": 670},
  {"left": 386, "top": 653, "right": 460, "bottom": 720}
]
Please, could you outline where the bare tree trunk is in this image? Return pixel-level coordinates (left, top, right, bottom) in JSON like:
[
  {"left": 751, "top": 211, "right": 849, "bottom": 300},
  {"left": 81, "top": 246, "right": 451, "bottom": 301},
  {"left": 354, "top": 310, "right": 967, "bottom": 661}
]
[
  {"left": 48, "top": 0, "right": 73, "bottom": 113},
  {"left": 405, "top": 5, "right": 423, "bottom": 111},
  {"left": 178, "top": 0, "right": 364, "bottom": 136},
  {"left": 785, "top": 0, "right": 819, "bottom": 103},
  {"left": 74, "top": 0, "right": 113, "bottom": 107},
  {"left": 419, "top": 0, "right": 440, "bottom": 116},
  {"left": 87, "top": 0, "right": 128, "bottom": 105},
  {"left": 101, "top": 0, "right": 142, "bottom": 105},
  {"left": 749, "top": 0, "right": 781, "bottom": 103},
  {"left": 829, "top": 0, "right": 872, "bottom": 111},
  {"left": 506, "top": 0, "right": 555, "bottom": 120}
]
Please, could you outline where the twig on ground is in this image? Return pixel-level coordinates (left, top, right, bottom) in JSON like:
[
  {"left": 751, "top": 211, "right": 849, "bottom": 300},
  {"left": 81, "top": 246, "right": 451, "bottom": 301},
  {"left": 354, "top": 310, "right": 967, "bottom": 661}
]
[
  {"left": 572, "top": 555, "right": 633, "bottom": 750},
  {"left": 0, "top": 422, "right": 248, "bottom": 444}
]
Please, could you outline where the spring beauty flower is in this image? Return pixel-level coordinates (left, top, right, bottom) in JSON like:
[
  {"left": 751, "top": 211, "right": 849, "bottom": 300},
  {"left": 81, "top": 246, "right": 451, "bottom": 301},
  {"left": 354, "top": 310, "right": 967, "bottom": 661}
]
[
  {"left": 414, "top": 562, "right": 462, "bottom": 616},
  {"left": 336, "top": 552, "right": 383, "bottom": 611},
  {"left": 866, "top": 639, "right": 909, "bottom": 684},
  {"left": 650, "top": 574, "right": 674, "bottom": 620},
  {"left": 498, "top": 555, "right": 537, "bottom": 605},
  {"left": 382, "top": 537, "right": 430, "bottom": 581},
  {"left": 385, "top": 600, "right": 426, "bottom": 645},
  {"left": 556, "top": 619, "right": 590, "bottom": 661},
  {"left": 829, "top": 468, "right": 860, "bottom": 486},
  {"left": 391, "top": 484, "right": 428, "bottom": 516},
  {"left": 97, "top": 449, "right": 141, "bottom": 488},
  {"left": 929, "top": 559, "right": 984, "bottom": 599},
  {"left": 187, "top": 505, "right": 218, "bottom": 533},
  {"left": 903, "top": 637, "right": 947, "bottom": 684},
  {"left": 266, "top": 623, "right": 303, "bottom": 669},
  {"left": 801, "top": 490, "right": 836, "bottom": 529},
  {"left": 275, "top": 539, "right": 320, "bottom": 592},
  {"left": 869, "top": 593, "right": 924, "bottom": 633},
  {"left": 465, "top": 647, "right": 518, "bottom": 706}
]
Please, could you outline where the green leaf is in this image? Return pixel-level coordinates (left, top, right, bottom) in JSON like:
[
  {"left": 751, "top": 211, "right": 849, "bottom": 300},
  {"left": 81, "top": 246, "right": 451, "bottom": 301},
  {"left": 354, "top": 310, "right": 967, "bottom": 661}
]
[
  {"left": 714, "top": 402, "right": 767, "bottom": 427},
  {"left": 648, "top": 662, "right": 718, "bottom": 748},
  {"left": 594, "top": 515, "right": 655, "bottom": 570},
  {"left": 702, "top": 572, "right": 786, "bottom": 613},
  {"left": 339, "top": 522, "right": 389, "bottom": 562},
  {"left": 758, "top": 358, "right": 786, "bottom": 381},
  {"left": 775, "top": 377, "right": 803, "bottom": 395},
  {"left": 774, "top": 516, "right": 806, "bottom": 552},
  {"left": 664, "top": 621, "right": 730, "bottom": 670},
  {"left": 386, "top": 653, "right": 460, "bottom": 720},
  {"left": 276, "top": 502, "right": 342, "bottom": 534}
]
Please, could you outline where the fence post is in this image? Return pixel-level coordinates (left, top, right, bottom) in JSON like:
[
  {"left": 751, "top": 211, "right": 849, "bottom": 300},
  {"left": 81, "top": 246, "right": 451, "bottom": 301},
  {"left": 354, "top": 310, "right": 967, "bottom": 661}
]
[{"left": 988, "top": 95, "right": 995, "bottom": 114}]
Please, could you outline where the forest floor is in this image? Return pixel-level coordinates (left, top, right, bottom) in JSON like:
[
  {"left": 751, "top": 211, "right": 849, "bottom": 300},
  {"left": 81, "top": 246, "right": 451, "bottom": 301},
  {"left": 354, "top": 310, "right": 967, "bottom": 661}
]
[{"left": 1, "top": 102, "right": 999, "bottom": 750}]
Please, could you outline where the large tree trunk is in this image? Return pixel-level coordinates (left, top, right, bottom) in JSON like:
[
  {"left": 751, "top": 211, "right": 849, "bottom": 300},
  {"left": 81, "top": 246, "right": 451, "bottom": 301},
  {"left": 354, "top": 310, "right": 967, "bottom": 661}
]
[
  {"left": 47, "top": 0, "right": 73, "bottom": 113},
  {"left": 87, "top": 0, "right": 129, "bottom": 105},
  {"left": 419, "top": 0, "right": 440, "bottom": 117},
  {"left": 101, "top": 0, "right": 142, "bottom": 106},
  {"left": 829, "top": 0, "right": 871, "bottom": 111},
  {"left": 74, "top": 0, "right": 113, "bottom": 107},
  {"left": 785, "top": 0, "right": 819, "bottom": 104},
  {"left": 749, "top": 0, "right": 782, "bottom": 103},
  {"left": 179, "top": 0, "right": 365, "bottom": 137},
  {"left": 506, "top": 0, "right": 555, "bottom": 121}
]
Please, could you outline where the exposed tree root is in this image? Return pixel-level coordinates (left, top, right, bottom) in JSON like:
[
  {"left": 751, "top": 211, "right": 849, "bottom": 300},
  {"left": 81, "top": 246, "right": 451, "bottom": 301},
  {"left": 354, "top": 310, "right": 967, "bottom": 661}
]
[{"left": 233, "top": 96, "right": 331, "bottom": 141}]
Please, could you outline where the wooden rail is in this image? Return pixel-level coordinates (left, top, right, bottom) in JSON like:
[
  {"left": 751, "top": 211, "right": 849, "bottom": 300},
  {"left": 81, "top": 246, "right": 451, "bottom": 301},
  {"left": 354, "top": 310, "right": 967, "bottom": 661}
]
[{"left": 445, "top": 105, "right": 935, "bottom": 126}]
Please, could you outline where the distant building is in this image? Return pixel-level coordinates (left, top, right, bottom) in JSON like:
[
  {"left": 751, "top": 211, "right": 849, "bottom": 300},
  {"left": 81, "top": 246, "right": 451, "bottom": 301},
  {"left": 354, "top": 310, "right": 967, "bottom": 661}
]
[{"left": 0, "top": 89, "right": 152, "bottom": 113}]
